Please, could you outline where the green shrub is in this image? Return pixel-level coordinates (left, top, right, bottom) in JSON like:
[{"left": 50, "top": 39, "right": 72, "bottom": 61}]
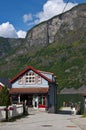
[{"left": 0, "top": 86, "right": 10, "bottom": 106}]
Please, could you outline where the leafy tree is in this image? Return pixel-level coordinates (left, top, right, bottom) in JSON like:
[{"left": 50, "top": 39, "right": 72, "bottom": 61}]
[
  {"left": 0, "top": 86, "right": 10, "bottom": 106},
  {"left": 0, "top": 86, "right": 10, "bottom": 120}
]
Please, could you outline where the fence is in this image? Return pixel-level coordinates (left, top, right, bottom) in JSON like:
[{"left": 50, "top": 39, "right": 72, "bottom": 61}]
[{"left": 0, "top": 104, "right": 23, "bottom": 121}]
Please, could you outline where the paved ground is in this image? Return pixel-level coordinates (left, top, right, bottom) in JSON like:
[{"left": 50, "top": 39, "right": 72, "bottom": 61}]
[
  {"left": 0, "top": 112, "right": 86, "bottom": 130},
  {"left": 71, "top": 115, "right": 86, "bottom": 130}
]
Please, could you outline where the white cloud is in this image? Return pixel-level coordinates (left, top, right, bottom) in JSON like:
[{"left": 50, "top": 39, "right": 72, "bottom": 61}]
[
  {"left": 26, "top": 0, "right": 78, "bottom": 27},
  {"left": 17, "top": 30, "right": 26, "bottom": 38},
  {"left": 0, "top": 22, "right": 18, "bottom": 38},
  {"left": 36, "top": 0, "right": 78, "bottom": 23},
  {"left": 23, "top": 13, "right": 33, "bottom": 23},
  {"left": 0, "top": 22, "right": 26, "bottom": 38}
]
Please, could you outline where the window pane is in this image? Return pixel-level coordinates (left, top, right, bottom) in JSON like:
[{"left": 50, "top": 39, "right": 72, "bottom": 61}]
[
  {"left": 18, "top": 77, "right": 23, "bottom": 84},
  {"left": 25, "top": 72, "right": 35, "bottom": 84}
]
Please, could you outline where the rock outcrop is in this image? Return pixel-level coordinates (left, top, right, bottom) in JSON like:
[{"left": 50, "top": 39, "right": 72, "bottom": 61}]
[{"left": 25, "top": 4, "right": 86, "bottom": 46}]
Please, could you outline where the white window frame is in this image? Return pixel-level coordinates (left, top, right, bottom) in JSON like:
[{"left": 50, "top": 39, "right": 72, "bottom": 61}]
[
  {"left": 25, "top": 72, "right": 36, "bottom": 84},
  {"left": 37, "top": 75, "right": 42, "bottom": 84},
  {"left": 18, "top": 77, "right": 23, "bottom": 85}
]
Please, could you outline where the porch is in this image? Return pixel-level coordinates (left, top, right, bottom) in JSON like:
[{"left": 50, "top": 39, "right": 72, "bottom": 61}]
[{"left": 11, "top": 94, "right": 48, "bottom": 111}]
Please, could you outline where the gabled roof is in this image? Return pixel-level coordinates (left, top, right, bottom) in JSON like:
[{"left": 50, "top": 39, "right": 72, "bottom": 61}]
[
  {"left": 0, "top": 82, "right": 4, "bottom": 90},
  {"left": 37, "top": 70, "right": 54, "bottom": 75},
  {"left": 37, "top": 70, "right": 56, "bottom": 78},
  {"left": 83, "top": 93, "right": 86, "bottom": 97},
  {"left": 9, "top": 66, "right": 53, "bottom": 83},
  {"left": 0, "top": 78, "right": 11, "bottom": 88},
  {"left": 60, "top": 85, "right": 86, "bottom": 94},
  {"left": 0, "top": 82, "right": 4, "bottom": 87}
]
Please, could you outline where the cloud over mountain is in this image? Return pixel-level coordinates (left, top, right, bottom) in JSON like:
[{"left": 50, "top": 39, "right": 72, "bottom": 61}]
[
  {"left": 0, "top": 22, "right": 26, "bottom": 38},
  {"left": 0, "top": 0, "right": 77, "bottom": 38},
  {"left": 36, "top": 0, "right": 77, "bottom": 22},
  {"left": 24, "top": 0, "right": 77, "bottom": 26}
]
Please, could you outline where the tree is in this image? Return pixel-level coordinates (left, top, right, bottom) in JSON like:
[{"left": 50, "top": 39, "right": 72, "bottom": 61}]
[{"left": 0, "top": 86, "right": 10, "bottom": 120}]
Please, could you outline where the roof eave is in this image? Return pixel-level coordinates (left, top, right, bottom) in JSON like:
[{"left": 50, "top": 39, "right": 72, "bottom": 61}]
[{"left": 9, "top": 66, "right": 53, "bottom": 84}]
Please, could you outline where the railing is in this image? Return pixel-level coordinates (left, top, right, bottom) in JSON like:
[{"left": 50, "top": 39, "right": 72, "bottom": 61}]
[{"left": 0, "top": 104, "right": 23, "bottom": 121}]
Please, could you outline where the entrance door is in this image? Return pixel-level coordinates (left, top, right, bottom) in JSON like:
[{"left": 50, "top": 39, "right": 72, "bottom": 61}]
[
  {"left": 38, "top": 96, "right": 46, "bottom": 108},
  {"left": 28, "top": 95, "right": 33, "bottom": 107},
  {"left": 33, "top": 96, "right": 38, "bottom": 109}
]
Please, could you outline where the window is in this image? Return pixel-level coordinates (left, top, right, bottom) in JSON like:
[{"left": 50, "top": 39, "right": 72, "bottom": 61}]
[
  {"left": 38, "top": 96, "right": 46, "bottom": 108},
  {"left": 12, "top": 95, "right": 18, "bottom": 104},
  {"left": 37, "top": 75, "right": 42, "bottom": 84},
  {"left": 25, "top": 72, "right": 35, "bottom": 84},
  {"left": 18, "top": 77, "right": 23, "bottom": 84}
]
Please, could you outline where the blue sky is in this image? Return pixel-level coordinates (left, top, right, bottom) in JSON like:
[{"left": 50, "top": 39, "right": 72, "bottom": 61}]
[{"left": 0, "top": 0, "right": 85, "bottom": 38}]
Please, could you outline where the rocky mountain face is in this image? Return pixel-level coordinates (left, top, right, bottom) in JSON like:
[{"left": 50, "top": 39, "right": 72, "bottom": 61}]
[
  {"left": 25, "top": 4, "right": 86, "bottom": 46},
  {"left": 0, "top": 4, "right": 86, "bottom": 91}
]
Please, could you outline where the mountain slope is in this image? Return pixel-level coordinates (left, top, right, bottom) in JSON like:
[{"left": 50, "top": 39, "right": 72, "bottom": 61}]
[
  {"left": 0, "top": 4, "right": 86, "bottom": 91},
  {"left": 0, "top": 37, "right": 24, "bottom": 58}
]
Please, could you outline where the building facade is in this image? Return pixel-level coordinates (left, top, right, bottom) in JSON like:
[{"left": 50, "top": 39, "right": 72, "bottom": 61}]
[{"left": 9, "top": 66, "right": 57, "bottom": 113}]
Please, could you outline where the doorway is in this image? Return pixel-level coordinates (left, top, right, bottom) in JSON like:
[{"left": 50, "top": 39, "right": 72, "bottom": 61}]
[
  {"left": 28, "top": 95, "right": 33, "bottom": 107},
  {"left": 33, "top": 95, "right": 39, "bottom": 109}
]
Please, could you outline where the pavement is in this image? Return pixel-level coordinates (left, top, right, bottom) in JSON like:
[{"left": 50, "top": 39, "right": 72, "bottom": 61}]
[
  {"left": 71, "top": 115, "right": 86, "bottom": 130},
  {"left": 0, "top": 111, "right": 86, "bottom": 130}
]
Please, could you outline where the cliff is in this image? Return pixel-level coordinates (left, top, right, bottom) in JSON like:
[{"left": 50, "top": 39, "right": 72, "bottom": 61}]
[{"left": 25, "top": 4, "right": 86, "bottom": 46}]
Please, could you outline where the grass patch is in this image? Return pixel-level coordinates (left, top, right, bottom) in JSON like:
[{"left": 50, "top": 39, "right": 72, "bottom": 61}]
[{"left": 82, "top": 115, "right": 86, "bottom": 118}]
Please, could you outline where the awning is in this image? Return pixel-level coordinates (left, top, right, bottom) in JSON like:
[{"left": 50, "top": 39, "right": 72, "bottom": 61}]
[{"left": 10, "top": 87, "right": 49, "bottom": 94}]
